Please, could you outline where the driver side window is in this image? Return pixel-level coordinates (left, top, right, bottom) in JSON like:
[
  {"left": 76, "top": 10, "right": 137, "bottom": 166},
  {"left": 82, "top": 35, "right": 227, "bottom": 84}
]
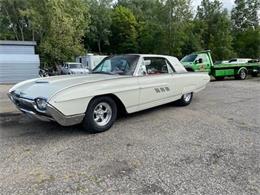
[{"left": 143, "top": 57, "right": 171, "bottom": 75}]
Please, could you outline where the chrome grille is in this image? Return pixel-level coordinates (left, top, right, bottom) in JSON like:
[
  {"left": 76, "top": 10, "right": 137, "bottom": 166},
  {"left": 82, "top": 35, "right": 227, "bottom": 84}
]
[{"left": 9, "top": 92, "right": 36, "bottom": 112}]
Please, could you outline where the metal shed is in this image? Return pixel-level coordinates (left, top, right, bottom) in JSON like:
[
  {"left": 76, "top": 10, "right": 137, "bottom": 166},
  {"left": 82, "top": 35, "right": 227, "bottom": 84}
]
[{"left": 0, "top": 40, "right": 40, "bottom": 83}]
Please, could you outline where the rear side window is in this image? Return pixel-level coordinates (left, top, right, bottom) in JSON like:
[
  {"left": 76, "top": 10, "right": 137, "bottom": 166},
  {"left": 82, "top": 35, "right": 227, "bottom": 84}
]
[{"left": 143, "top": 57, "right": 174, "bottom": 75}]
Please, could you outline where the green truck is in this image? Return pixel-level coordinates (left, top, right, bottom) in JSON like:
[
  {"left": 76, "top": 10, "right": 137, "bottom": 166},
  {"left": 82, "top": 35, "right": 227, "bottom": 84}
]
[{"left": 181, "top": 50, "right": 260, "bottom": 80}]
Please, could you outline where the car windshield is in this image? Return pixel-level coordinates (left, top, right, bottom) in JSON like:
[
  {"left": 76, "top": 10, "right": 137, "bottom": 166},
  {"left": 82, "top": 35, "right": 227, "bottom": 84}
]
[
  {"left": 92, "top": 55, "right": 139, "bottom": 75},
  {"left": 69, "top": 64, "right": 82, "bottom": 68},
  {"left": 181, "top": 54, "right": 197, "bottom": 62}
]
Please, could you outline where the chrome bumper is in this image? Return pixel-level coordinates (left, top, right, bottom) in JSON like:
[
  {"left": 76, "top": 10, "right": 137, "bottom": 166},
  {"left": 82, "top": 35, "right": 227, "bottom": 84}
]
[{"left": 8, "top": 92, "right": 84, "bottom": 126}]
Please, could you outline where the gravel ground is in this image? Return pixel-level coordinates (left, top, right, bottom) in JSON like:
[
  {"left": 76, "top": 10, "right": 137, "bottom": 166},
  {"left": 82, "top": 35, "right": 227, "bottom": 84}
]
[{"left": 0, "top": 78, "right": 259, "bottom": 195}]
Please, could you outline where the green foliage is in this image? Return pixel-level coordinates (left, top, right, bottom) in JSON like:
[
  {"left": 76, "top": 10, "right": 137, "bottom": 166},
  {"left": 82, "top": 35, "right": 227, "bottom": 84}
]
[
  {"left": 0, "top": 0, "right": 31, "bottom": 40},
  {"left": 29, "top": 0, "right": 89, "bottom": 66},
  {"left": 1, "top": 0, "right": 89, "bottom": 66},
  {"left": 195, "top": 0, "right": 234, "bottom": 60},
  {"left": 110, "top": 6, "right": 138, "bottom": 53},
  {"left": 85, "top": 0, "right": 113, "bottom": 53},
  {"left": 231, "top": 0, "right": 260, "bottom": 58},
  {"left": 233, "top": 28, "right": 260, "bottom": 58}
]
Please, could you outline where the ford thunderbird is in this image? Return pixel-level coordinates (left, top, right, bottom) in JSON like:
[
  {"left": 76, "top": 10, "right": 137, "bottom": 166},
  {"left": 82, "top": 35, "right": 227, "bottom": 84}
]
[{"left": 8, "top": 54, "right": 210, "bottom": 133}]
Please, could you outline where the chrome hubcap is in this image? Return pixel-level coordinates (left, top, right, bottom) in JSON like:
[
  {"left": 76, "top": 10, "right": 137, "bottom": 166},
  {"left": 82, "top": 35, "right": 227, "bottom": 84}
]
[
  {"left": 93, "top": 102, "right": 112, "bottom": 126},
  {"left": 183, "top": 93, "right": 192, "bottom": 102},
  {"left": 241, "top": 71, "right": 246, "bottom": 79}
]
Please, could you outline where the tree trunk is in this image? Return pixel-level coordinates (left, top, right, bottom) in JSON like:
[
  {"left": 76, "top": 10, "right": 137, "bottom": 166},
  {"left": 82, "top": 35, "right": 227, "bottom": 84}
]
[
  {"left": 19, "top": 25, "right": 24, "bottom": 41},
  {"left": 97, "top": 39, "right": 101, "bottom": 54}
]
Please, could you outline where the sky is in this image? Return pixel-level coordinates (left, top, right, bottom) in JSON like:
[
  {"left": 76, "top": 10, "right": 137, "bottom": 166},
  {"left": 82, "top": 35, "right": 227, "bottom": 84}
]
[{"left": 192, "top": 0, "right": 235, "bottom": 11}]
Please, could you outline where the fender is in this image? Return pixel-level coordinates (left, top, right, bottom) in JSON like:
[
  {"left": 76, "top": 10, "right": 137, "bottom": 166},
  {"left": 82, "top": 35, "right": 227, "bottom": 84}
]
[{"left": 237, "top": 67, "right": 248, "bottom": 74}]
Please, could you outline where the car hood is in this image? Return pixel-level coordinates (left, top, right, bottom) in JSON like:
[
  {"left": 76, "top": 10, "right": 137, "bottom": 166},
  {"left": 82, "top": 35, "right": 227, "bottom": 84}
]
[{"left": 9, "top": 74, "right": 125, "bottom": 100}]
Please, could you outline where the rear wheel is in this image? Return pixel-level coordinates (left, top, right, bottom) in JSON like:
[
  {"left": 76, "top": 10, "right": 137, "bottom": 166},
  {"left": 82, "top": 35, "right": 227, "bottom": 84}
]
[
  {"left": 176, "top": 92, "right": 193, "bottom": 106},
  {"left": 82, "top": 96, "right": 117, "bottom": 133},
  {"left": 235, "top": 68, "right": 247, "bottom": 80}
]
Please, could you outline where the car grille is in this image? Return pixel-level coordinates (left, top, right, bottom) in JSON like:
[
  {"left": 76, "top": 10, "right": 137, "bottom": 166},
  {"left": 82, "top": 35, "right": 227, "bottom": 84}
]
[{"left": 10, "top": 93, "right": 36, "bottom": 112}]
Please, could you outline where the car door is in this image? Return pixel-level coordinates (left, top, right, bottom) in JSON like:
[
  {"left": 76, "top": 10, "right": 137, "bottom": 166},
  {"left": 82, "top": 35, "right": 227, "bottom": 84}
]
[
  {"left": 196, "top": 54, "right": 210, "bottom": 72},
  {"left": 137, "top": 57, "right": 174, "bottom": 108}
]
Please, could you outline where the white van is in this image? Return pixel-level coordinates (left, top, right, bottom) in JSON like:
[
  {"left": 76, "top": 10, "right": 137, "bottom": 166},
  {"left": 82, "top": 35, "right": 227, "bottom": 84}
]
[{"left": 76, "top": 54, "right": 107, "bottom": 70}]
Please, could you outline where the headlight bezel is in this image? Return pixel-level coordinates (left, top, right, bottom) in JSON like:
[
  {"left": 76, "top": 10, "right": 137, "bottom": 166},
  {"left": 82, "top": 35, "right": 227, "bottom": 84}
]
[{"left": 34, "top": 97, "right": 48, "bottom": 112}]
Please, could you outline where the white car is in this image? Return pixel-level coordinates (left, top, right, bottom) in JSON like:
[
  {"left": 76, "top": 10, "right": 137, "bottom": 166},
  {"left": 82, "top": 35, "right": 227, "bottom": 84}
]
[
  {"left": 225, "top": 58, "right": 252, "bottom": 64},
  {"left": 8, "top": 54, "right": 210, "bottom": 133},
  {"left": 60, "top": 62, "right": 89, "bottom": 75}
]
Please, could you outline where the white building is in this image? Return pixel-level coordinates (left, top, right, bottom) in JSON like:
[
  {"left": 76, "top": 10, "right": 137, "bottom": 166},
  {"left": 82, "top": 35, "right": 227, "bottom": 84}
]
[{"left": 0, "top": 40, "right": 40, "bottom": 83}]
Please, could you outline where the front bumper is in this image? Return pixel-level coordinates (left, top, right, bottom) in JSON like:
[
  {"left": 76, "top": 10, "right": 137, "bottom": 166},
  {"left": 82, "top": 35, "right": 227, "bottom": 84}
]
[{"left": 8, "top": 92, "right": 84, "bottom": 126}]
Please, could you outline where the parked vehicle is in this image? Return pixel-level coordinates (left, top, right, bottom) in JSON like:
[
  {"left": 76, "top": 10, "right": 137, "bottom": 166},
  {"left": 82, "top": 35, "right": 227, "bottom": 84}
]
[
  {"left": 181, "top": 50, "right": 260, "bottom": 80},
  {"left": 39, "top": 67, "right": 58, "bottom": 77},
  {"left": 60, "top": 62, "right": 89, "bottom": 75},
  {"left": 8, "top": 54, "right": 210, "bottom": 133},
  {"left": 224, "top": 58, "right": 252, "bottom": 64},
  {"left": 76, "top": 54, "right": 107, "bottom": 70}
]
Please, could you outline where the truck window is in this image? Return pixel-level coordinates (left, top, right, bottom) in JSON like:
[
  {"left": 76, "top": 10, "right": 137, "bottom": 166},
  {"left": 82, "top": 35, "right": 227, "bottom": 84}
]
[
  {"left": 197, "top": 54, "right": 209, "bottom": 63},
  {"left": 181, "top": 54, "right": 197, "bottom": 62}
]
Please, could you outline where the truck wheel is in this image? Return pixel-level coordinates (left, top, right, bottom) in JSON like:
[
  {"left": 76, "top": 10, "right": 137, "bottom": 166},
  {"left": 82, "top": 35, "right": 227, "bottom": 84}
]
[
  {"left": 176, "top": 93, "right": 193, "bottom": 106},
  {"left": 215, "top": 76, "right": 224, "bottom": 81},
  {"left": 82, "top": 96, "right": 117, "bottom": 133},
  {"left": 236, "top": 69, "right": 247, "bottom": 80}
]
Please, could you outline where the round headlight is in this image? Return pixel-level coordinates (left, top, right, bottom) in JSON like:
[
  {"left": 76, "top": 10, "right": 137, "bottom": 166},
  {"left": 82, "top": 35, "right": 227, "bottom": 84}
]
[{"left": 35, "top": 98, "right": 47, "bottom": 110}]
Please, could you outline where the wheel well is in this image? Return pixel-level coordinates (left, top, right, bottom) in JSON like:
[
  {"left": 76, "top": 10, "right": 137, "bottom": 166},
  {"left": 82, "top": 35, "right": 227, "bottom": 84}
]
[
  {"left": 237, "top": 67, "right": 248, "bottom": 74},
  {"left": 91, "top": 94, "right": 127, "bottom": 116}
]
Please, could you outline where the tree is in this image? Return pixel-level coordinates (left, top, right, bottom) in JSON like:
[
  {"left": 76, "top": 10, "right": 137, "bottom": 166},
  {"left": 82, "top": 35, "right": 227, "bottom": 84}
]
[
  {"left": 246, "top": 0, "right": 260, "bottom": 29},
  {"left": 24, "top": 0, "right": 89, "bottom": 66},
  {"left": 0, "top": 0, "right": 89, "bottom": 66},
  {"left": 85, "top": 0, "right": 113, "bottom": 54},
  {"left": 231, "top": 0, "right": 260, "bottom": 58},
  {"left": 118, "top": 0, "right": 194, "bottom": 57},
  {"left": 233, "top": 28, "right": 260, "bottom": 58},
  {"left": 195, "top": 0, "right": 234, "bottom": 60},
  {"left": 0, "top": 0, "right": 31, "bottom": 40},
  {"left": 117, "top": 0, "right": 166, "bottom": 53},
  {"left": 232, "top": 0, "right": 259, "bottom": 31},
  {"left": 110, "top": 6, "right": 138, "bottom": 53}
]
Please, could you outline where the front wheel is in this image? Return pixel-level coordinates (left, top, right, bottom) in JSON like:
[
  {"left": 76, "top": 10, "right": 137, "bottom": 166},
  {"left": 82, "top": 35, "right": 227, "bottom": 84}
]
[
  {"left": 82, "top": 96, "right": 117, "bottom": 133},
  {"left": 176, "top": 92, "right": 193, "bottom": 106}
]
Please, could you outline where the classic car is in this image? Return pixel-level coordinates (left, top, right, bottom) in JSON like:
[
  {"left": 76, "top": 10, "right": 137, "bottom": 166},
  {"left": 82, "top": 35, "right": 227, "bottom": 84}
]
[{"left": 8, "top": 54, "right": 210, "bottom": 133}]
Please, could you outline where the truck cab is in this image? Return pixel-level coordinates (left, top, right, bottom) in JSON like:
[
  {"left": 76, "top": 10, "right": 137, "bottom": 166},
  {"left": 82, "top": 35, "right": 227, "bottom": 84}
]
[{"left": 180, "top": 50, "right": 213, "bottom": 73}]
